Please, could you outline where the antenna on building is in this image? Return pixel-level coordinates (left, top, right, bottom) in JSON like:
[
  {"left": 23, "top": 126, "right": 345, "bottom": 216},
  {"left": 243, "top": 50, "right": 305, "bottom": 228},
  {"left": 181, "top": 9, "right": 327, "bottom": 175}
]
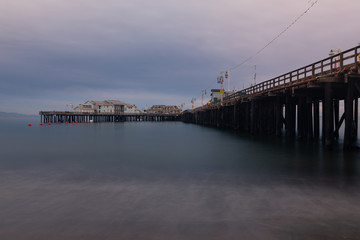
[{"left": 254, "top": 65, "right": 257, "bottom": 85}]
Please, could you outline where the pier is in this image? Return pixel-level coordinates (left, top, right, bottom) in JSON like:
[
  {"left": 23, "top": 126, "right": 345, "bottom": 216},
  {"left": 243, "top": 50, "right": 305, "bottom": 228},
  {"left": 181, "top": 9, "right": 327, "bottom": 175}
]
[
  {"left": 39, "top": 111, "right": 181, "bottom": 123},
  {"left": 182, "top": 45, "right": 360, "bottom": 149},
  {"left": 40, "top": 45, "right": 360, "bottom": 149}
]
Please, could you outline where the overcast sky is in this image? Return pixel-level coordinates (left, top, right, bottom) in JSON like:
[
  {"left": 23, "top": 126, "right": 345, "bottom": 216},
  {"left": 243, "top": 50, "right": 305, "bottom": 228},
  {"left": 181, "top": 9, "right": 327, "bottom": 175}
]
[{"left": 0, "top": 0, "right": 359, "bottom": 114}]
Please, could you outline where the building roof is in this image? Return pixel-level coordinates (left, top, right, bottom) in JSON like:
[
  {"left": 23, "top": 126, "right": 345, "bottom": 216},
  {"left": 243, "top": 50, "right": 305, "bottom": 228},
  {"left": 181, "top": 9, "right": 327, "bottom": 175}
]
[
  {"left": 145, "top": 105, "right": 182, "bottom": 113},
  {"left": 84, "top": 100, "right": 136, "bottom": 107},
  {"left": 84, "top": 100, "right": 112, "bottom": 106},
  {"left": 211, "top": 89, "right": 222, "bottom": 92},
  {"left": 106, "top": 100, "right": 135, "bottom": 107}
]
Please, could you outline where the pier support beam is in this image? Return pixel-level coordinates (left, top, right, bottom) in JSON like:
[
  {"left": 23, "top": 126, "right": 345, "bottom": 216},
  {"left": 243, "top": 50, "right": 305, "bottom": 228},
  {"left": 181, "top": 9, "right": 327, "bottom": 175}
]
[
  {"left": 354, "top": 98, "right": 358, "bottom": 138},
  {"left": 313, "top": 100, "right": 320, "bottom": 139},
  {"left": 275, "top": 97, "right": 282, "bottom": 137},
  {"left": 333, "top": 99, "right": 340, "bottom": 140},
  {"left": 285, "top": 95, "right": 296, "bottom": 137},
  {"left": 306, "top": 96, "right": 313, "bottom": 140},
  {"left": 234, "top": 104, "right": 239, "bottom": 130},
  {"left": 297, "top": 97, "right": 306, "bottom": 139},
  {"left": 344, "top": 78, "right": 354, "bottom": 149},
  {"left": 250, "top": 100, "right": 255, "bottom": 135},
  {"left": 324, "top": 83, "right": 334, "bottom": 148}
]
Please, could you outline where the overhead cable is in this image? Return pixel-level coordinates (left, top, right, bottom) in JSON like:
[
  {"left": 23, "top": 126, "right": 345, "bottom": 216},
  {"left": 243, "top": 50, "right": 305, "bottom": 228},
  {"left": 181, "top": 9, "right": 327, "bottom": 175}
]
[{"left": 228, "top": 0, "right": 319, "bottom": 72}]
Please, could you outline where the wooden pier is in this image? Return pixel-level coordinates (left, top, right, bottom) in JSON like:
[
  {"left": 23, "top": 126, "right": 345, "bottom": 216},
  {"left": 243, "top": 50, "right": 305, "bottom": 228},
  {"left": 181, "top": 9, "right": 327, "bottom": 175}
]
[
  {"left": 39, "top": 111, "right": 181, "bottom": 123},
  {"left": 182, "top": 45, "right": 360, "bottom": 149},
  {"left": 40, "top": 46, "right": 360, "bottom": 149}
]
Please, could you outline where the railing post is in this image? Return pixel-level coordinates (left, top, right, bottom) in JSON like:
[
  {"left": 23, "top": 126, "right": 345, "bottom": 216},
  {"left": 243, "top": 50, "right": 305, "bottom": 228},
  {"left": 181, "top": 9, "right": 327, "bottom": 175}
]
[
  {"left": 340, "top": 52, "right": 344, "bottom": 70},
  {"left": 330, "top": 57, "right": 333, "bottom": 71},
  {"left": 312, "top": 64, "right": 315, "bottom": 77}
]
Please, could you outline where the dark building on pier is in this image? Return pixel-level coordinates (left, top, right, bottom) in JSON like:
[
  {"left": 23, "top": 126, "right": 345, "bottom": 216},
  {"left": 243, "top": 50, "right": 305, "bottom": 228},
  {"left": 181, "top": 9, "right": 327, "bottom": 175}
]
[{"left": 144, "top": 105, "right": 182, "bottom": 114}]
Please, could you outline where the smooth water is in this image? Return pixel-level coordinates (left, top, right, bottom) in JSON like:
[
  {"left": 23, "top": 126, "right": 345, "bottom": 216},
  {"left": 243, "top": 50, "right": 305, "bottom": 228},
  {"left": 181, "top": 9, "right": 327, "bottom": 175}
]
[{"left": 1, "top": 118, "right": 360, "bottom": 239}]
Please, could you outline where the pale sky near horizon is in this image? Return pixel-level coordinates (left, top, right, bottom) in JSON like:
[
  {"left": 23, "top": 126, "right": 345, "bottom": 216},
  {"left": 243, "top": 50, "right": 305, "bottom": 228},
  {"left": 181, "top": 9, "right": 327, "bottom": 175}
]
[{"left": 0, "top": 0, "right": 359, "bottom": 114}]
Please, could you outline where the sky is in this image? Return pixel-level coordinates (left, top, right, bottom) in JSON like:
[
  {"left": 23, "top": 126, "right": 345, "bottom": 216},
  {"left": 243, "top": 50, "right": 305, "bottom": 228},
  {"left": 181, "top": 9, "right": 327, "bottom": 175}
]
[{"left": 0, "top": 0, "right": 359, "bottom": 114}]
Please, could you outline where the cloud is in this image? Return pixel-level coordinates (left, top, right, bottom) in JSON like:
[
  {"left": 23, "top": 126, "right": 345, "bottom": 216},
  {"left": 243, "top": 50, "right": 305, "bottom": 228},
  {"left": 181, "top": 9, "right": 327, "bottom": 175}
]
[{"left": 0, "top": 0, "right": 359, "bottom": 113}]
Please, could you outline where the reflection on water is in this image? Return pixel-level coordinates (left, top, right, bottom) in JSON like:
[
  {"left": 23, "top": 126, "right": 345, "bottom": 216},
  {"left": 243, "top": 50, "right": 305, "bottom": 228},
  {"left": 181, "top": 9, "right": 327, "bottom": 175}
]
[{"left": 0, "top": 119, "right": 360, "bottom": 239}]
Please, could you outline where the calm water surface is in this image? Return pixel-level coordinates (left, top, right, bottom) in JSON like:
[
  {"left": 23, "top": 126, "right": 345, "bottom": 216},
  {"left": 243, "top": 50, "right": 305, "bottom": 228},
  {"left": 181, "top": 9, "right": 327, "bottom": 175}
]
[{"left": 1, "top": 118, "right": 360, "bottom": 239}]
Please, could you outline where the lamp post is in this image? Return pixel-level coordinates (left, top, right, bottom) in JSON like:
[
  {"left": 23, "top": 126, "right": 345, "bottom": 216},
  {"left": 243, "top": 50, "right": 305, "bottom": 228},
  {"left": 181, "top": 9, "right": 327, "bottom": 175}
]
[
  {"left": 225, "top": 71, "right": 229, "bottom": 91},
  {"left": 201, "top": 90, "right": 207, "bottom": 107},
  {"left": 191, "top": 98, "right": 196, "bottom": 109},
  {"left": 201, "top": 90, "right": 204, "bottom": 106},
  {"left": 66, "top": 103, "right": 73, "bottom": 112},
  {"left": 217, "top": 74, "right": 225, "bottom": 104}
]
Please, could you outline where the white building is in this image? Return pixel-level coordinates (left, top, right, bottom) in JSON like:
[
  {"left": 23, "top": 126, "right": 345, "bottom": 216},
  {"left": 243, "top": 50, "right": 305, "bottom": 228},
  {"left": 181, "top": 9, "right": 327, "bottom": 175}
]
[
  {"left": 108, "top": 100, "right": 141, "bottom": 114},
  {"left": 210, "top": 89, "right": 224, "bottom": 103},
  {"left": 210, "top": 89, "right": 236, "bottom": 104},
  {"left": 74, "top": 100, "right": 141, "bottom": 114}
]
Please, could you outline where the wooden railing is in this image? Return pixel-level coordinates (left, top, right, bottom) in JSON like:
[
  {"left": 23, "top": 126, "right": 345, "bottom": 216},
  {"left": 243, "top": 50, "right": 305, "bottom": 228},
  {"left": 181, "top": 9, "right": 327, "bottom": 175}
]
[{"left": 224, "top": 45, "right": 360, "bottom": 101}]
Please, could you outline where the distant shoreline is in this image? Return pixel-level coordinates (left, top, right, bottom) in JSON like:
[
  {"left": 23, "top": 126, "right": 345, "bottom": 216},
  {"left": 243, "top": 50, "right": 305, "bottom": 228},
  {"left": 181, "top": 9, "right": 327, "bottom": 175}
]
[{"left": 0, "top": 111, "right": 37, "bottom": 119}]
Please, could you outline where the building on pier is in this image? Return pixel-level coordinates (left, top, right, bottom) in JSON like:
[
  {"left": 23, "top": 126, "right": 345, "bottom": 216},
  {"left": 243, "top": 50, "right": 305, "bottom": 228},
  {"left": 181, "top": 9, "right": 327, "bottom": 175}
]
[
  {"left": 144, "top": 105, "right": 182, "bottom": 114},
  {"left": 210, "top": 89, "right": 222, "bottom": 103},
  {"left": 210, "top": 89, "right": 239, "bottom": 104},
  {"left": 74, "top": 100, "right": 141, "bottom": 114}
]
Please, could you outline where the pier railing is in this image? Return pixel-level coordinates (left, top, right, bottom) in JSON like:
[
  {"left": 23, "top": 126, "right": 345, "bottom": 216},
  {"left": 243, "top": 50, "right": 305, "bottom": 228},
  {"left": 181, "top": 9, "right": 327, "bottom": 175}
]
[{"left": 224, "top": 45, "right": 360, "bottom": 101}]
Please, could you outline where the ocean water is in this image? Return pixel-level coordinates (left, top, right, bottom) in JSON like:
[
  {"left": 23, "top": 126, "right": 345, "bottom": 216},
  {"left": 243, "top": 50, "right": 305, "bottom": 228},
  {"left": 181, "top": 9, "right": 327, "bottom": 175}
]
[{"left": 1, "top": 118, "right": 360, "bottom": 239}]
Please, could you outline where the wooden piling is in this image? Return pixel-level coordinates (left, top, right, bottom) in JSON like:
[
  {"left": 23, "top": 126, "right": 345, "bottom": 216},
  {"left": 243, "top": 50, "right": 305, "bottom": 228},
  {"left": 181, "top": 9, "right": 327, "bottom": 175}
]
[
  {"left": 275, "top": 97, "right": 282, "bottom": 137},
  {"left": 313, "top": 100, "right": 320, "bottom": 139},
  {"left": 344, "top": 77, "right": 354, "bottom": 148},
  {"left": 333, "top": 99, "right": 339, "bottom": 140},
  {"left": 306, "top": 96, "right": 313, "bottom": 140},
  {"left": 285, "top": 95, "right": 296, "bottom": 137},
  {"left": 324, "top": 83, "right": 334, "bottom": 148}
]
